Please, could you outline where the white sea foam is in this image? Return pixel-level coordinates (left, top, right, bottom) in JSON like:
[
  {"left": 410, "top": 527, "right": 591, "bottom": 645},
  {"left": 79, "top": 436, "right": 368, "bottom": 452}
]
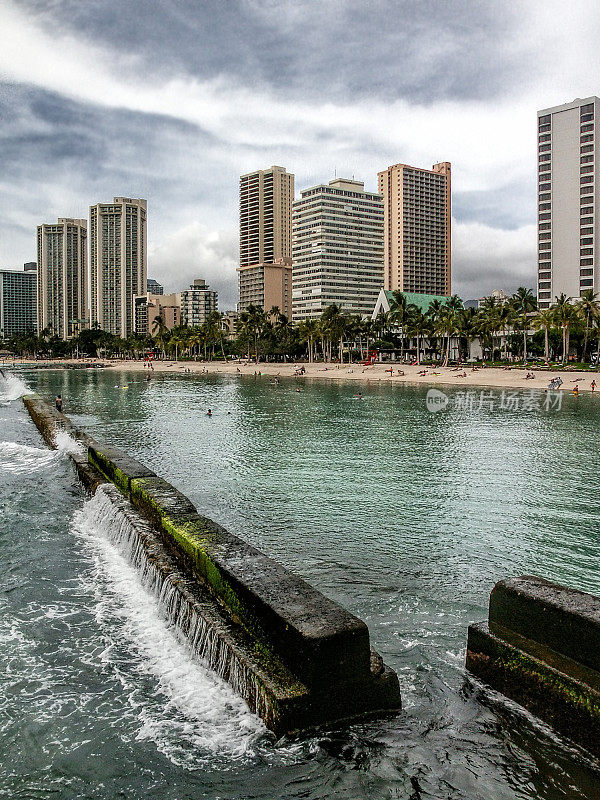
[
  {"left": 71, "top": 489, "right": 269, "bottom": 766},
  {"left": 54, "top": 429, "right": 85, "bottom": 455},
  {"left": 0, "top": 372, "right": 30, "bottom": 402},
  {"left": 0, "top": 441, "right": 59, "bottom": 474}
]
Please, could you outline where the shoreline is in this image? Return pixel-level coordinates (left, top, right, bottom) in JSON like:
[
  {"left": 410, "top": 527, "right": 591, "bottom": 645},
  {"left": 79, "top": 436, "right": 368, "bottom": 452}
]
[{"left": 5, "top": 357, "right": 600, "bottom": 392}]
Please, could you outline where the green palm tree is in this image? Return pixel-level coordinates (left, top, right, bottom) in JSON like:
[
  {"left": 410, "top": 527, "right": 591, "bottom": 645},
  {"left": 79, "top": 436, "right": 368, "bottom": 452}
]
[
  {"left": 152, "top": 315, "right": 169, "bottom": 358},
  {"left": 407, "top": 308, "right": 430, "bottom": 364},
  {"left": 298, "top": 318, "right": 319, "bottom": 363},
  {"left": 552, "top": 293, "right": 575, "bottom": 364},
  {"left": 512, "top": 287, "right": 537, "bottom": 363},
  {"left": 239, "top": 304, "right": 267, "bottom": 363},
  {"left": 389, "top": 291, "right": 413, "bottom": 362},
  {"left": 458, "top": 307, "right": 481, "bottom": 362},
  {"left": 577, "top": 289, "right": 599, "bottom": 363},
  {"left": 532, "top": 308, "right": 555, "bottom": 362}
]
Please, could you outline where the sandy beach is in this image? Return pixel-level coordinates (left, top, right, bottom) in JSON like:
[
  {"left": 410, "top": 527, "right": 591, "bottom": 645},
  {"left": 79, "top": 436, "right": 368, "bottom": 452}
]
[{"left": 6, "top": 357, "right": 596, "bottom": 392}]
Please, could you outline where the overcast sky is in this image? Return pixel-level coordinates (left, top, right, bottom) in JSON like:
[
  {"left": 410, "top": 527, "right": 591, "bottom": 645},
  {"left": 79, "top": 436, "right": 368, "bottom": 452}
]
[{"left": 1, "top": 0, "right": 600, "bottom": 308}]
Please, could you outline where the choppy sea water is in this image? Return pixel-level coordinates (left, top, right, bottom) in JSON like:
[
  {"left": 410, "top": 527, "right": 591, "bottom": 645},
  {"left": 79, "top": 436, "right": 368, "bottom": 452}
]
[{"left": 1, "top": 367, "right": 600, "bottom": 799}]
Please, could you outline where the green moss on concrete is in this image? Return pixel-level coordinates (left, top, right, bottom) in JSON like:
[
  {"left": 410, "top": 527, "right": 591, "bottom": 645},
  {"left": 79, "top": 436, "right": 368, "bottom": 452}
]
[
  {"left": 498, "top": 652, "right": 600, "bottom": 718},
  {"left": 129, "top": 477, "right": 272, "bottom": 648},
  {"left": 88, "top": 449, "right": 130, "bottom": 495}
]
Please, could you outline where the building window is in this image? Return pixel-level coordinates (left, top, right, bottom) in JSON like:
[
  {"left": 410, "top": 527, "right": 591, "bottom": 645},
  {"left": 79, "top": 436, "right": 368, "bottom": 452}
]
[{"left": 538, "top": 291, "right": 551, "bottom": 299}]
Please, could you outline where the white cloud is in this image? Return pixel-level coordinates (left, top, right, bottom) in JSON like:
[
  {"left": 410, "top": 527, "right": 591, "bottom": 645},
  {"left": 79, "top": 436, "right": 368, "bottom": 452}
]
[
  {"left": 452, "top": 220, "right": 536, "bottom": 300},
  {"left": 148, "top": 223, "right": 238, "bottom": 310},
  {"left": 1, "top": 0, "right": 599, "bottom": 298}
]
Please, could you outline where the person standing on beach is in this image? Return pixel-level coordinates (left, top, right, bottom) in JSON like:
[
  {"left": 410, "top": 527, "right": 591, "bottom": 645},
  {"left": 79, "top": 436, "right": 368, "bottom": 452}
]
[{"left": 55, "top": 394, "right": 63, "bottom": 412}]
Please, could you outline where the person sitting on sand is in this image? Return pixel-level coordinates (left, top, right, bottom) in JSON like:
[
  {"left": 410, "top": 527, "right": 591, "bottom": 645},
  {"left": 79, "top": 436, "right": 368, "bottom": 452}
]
[{"left": 397, "top": 369, "right": 404, "bottom": 376}]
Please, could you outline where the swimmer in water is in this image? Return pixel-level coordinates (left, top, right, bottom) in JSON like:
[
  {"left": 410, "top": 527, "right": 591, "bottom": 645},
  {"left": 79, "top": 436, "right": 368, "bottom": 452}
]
[{"left": 207, "top": 408, "right": 212, "bottom": 416}]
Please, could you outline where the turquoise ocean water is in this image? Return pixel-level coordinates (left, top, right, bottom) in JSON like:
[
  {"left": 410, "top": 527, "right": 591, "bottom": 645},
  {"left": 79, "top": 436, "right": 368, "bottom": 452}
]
[{"left": 1, "top": 367, "right": 599, "bottom": 799}]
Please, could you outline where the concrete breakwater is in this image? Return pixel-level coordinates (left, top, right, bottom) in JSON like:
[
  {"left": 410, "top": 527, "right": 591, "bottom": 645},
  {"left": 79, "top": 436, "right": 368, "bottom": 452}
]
[
  {"left": 466, "top": 576, "right": 600, "bottom": 757},
  {"left": 22, "top": 395, "right": 401, "bottom": 736}
]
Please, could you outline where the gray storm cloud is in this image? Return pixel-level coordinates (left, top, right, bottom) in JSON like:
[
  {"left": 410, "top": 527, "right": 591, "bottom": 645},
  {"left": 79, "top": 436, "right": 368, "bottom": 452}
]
[{"left": 1, "top": 0, "right": 599, "bottom": 302}]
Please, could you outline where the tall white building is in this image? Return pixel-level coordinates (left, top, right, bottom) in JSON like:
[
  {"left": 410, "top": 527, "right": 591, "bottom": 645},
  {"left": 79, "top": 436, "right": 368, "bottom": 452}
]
[
  {"left": 537, "top": 97, "right": 600, "bottom": 308},
  {"left": 292, "top": 178, "right": 384, "bottom": 321},
  {"left": 36, "top": 218, "right": 87, "bottom": 340},
  {"left": 181, "top": 279, "right": 218, "bottom": 327},
  {"left": 89, "top": 197, "right": 147, "bottom": 337}
]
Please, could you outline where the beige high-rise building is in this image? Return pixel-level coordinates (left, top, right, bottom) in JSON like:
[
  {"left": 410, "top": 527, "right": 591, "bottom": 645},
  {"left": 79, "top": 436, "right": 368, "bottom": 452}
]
[
  {"left": 537, "top": 97, "right": 600, "bottom": 308},
  {"left": 134, "top": 292, "right": 180, "bottom": 336},
  {"left": 89, "top": 197, "right": 147, "bottom": 337},
  {"left": 238, "top": 259, "right": 293, "bottom": 317},
  {"left": 238, "top": 166, "right": 294, "bottom": 315},
  {"left": 378, "top": 162, "right": 451, "bottom": 296},
  {"left": 36, "top": 218, "right": 87, "bottom": 340},
  {"left": 292, "top": 178, "right": 384, "bottom": 321}
]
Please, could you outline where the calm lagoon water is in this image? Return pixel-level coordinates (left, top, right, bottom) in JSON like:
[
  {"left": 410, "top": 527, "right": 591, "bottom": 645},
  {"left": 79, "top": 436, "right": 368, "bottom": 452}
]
[{"left": 1, "top": 367, "right": 600, "bottom": 799}]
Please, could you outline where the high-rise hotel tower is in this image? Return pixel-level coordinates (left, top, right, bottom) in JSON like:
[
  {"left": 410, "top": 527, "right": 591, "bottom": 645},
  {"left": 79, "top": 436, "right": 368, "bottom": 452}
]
[
  {"left": 292, "top": 178, "right": 384, "bottom": 321},
  {"left": 37, "top": 218, "right": 87, "bottom": 339},
  {"left": 238, "top": 166, "right": 294, "bottom": 316},
  {"left": 89, "top": 197, "right": 147, "bottom": 337},
  {"left": 537, "top": 97, "right": 600, "bottom": 308},
  {"left": 378, "top": 162, "right": 451, "bottom": 296}
]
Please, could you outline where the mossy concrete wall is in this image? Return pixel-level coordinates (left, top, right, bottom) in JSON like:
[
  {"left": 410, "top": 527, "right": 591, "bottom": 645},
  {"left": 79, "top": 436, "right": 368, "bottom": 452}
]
[
  {"left": 467, "top": 576, "right": 600, "bottom": 757},
  {"left": 23, "top": 396, "right": 402, "bottom": 735},
  {"left": 23, "top": 394, "right": 103, "bottom": 493}
]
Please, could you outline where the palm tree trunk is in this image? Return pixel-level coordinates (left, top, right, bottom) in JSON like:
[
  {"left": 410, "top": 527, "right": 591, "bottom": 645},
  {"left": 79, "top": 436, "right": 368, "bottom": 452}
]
[{"left": 544, "top": 327, "right": 549, "bottom": 362}]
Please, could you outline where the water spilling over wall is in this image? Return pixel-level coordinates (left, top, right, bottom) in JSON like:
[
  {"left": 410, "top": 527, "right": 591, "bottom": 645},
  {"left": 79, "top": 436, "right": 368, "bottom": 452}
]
[{"left": 21, "top": 394, "right": 402, "bottom": 736}]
